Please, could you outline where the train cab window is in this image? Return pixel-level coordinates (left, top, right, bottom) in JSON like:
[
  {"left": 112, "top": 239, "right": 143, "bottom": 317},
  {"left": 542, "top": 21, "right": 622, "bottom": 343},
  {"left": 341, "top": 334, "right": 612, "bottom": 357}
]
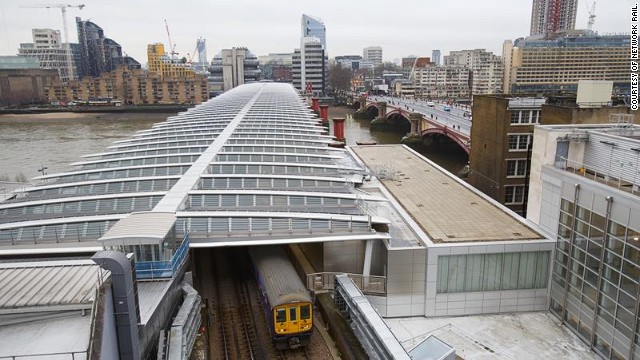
[
  {"left": 289, "top": 307, "right": 297, "bottom": 321},
  {"left": 276, "top": 308, "right": 286, "bottom": 323},
  {"left": 300, "top": 304, "right": 311, "bottom": 320}
]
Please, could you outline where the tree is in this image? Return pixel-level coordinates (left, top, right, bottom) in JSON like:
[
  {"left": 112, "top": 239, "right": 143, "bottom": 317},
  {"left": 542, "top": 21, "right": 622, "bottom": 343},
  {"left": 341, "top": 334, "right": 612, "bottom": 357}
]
[{"left": 327, "top": 63, "right": 353, "bottom": 95}]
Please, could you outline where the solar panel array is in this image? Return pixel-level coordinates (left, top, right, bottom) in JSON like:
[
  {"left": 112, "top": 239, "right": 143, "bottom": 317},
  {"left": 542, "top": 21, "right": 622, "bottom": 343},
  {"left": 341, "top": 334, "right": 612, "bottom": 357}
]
[{"left": 0, "top": 83, "right": 377, "bottom": 248}]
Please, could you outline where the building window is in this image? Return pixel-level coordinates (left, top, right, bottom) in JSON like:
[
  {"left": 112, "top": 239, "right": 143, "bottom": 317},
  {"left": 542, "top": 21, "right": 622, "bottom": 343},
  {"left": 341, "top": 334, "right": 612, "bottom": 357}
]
[
  {"left": 436, "top": 251, "right": 550, "bottom": 293},
  {"left": 506, "top": 159, "right": 528, "bottom": 177},
  {"left": 510, "top": 110, "right": 540, "bottom": 124},
  {"left": 505, "top": 185, "right": 525, "bottom": 204},
  {"left": 508, "top": 134, "right": 532, "bottom": 151}
]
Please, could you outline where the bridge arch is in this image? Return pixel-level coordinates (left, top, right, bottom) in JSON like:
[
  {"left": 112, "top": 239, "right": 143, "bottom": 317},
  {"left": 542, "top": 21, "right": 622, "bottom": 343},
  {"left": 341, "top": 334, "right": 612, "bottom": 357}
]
[
  {"left": 385, "top": 112, "right": 412, "bottom": 133},
  {"left": 420, "top": 128, "right": 470, "bottom": 155},
  {"left": 364, "top": 104, "right": 380, "bottom": 119}
]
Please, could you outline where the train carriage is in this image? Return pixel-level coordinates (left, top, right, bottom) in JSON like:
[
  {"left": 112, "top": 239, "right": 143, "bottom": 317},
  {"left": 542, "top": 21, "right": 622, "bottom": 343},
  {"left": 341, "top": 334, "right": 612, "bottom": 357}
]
[{"left": 248, "top": 245, "right": 313, "bottom": 349}]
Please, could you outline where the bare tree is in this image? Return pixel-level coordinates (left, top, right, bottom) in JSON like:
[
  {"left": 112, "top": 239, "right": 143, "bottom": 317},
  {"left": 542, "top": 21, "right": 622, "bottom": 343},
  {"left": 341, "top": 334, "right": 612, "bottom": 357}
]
[{"left": 327, "top": 63, "right": 353, "bottom": 95}]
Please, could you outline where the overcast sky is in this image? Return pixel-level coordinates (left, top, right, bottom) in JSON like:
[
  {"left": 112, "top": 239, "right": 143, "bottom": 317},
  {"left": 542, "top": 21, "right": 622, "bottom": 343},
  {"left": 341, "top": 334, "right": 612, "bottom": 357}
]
[{"left": 0, "top": 0, "right": 634, "bottom": 65}]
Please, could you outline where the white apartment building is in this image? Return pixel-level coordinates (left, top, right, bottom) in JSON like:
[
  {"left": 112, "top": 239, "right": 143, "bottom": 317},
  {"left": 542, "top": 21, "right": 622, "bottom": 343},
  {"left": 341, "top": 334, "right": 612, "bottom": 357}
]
[
  {"left": 363, "top": 46, "right": 383, "bottom": 66},
  {"left": 444, "top": 49, "right": 503, "bottom": 95}
]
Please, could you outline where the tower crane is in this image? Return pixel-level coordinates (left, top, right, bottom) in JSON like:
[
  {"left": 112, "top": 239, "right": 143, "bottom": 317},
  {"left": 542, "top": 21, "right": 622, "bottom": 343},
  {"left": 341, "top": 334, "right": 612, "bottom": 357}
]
[
  {"left": 164, "top": 19, "right": 178, "bottom": 59},
  {"left": 586, "top": 1, "right": 596, "bottom": 31},
  {"left": 20, "top": 4, "right": 85, "bottom": 82}
]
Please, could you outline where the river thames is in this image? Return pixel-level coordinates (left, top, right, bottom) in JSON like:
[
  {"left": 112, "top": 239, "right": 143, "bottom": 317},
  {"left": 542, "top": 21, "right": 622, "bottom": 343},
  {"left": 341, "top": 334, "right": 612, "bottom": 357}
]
[{"left": 0, "top": 107, "right": 467, "bottom": 182}]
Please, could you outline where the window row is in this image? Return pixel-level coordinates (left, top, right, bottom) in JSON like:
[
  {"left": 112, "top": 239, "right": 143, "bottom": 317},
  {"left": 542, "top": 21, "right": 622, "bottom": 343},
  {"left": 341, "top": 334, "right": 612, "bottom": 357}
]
[
  {"left": 506, "top": 159, "right": 528, "bottom": 177},
  {"left": 80, "top": 155, "right": 198, "bottom": 170},
  {"left": 437, "top": 251, "right": 550, "bottom": 293},
  {"left": 52, "top": 166, "right": 190, "bottom": 184},
  {"left": 1, "top": 196, "right": 162, "bottom": 217},
  {"left": 188, "top": 194, "right": 357, "bottom": 211},
  {"left": 96, "top": 146, "right": 207, "bottom": 160},
  {"left": 0, "top": 220, "right": 116, "bottom": 244},
  {"left": 222, "top": 146, "right": 327, "bottom": 155},
  {"left": 215, "top": 154, "right": 331, "bottom": 164},
  {"left": 508, "top": 134, "right": 532, "bottom": 151},
  {"left": 200, "top": 177, "right": 347, "bottom": 191},
  {"left": 180, "top": 216, "right": 371, "bottom": 234},
  {"left": 228, "top": 139, "right": 319, "bottom": 147},
  {"left": 510, "top": 110, "right": 540, "bottom": 124},
  {"left": 210, "top": 164, "right": 338, "bottom": 176},
  {"left": 25, "top": 179, "right": 177, "bottom": 199}
]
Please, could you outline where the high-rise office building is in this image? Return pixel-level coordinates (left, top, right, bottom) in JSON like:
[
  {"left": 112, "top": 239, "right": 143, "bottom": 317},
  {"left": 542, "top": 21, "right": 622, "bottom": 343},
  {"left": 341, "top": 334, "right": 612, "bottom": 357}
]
[
  {"left": 292, "top": 37, "right": 325, "bottom": 95},
  {"left": 76, "top": 17, "right": 140, "bottom": 79},
  {"left": 301, "top": 14, "right": 326, "bottom": 50},
  {"left": 209, "top": 47, "right": 261, "bottom": 96},
  {"left": 431, "top": 50, "right": 441, "bottom": 66},
  {"left": 504, "top": 31, "right": 630, "bottom": 95},
  {"left": 530, "top": 0, "right": 577, "bottom": 36},
  {"left": 294, "top": 14, "right": 327, "bottom": 95},
  {"left": 363, "top": 46, "right": 383, "bottom": 66}
]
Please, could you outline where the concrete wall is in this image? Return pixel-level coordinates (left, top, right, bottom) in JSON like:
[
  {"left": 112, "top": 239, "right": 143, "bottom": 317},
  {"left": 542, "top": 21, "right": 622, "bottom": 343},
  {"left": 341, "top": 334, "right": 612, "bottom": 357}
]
[
  {"left": 324, "top": 240, "right": 366, "bottom": 274},
  {"left": 384, "top": 248, "right": 426, "bottom": 317},
  {"left": 425, "top": 242, "right": 553, "bottom": 317},
  {"left": 100, "top": 285, "right": 120, "bottom": 360},
  {"left": 0, "top": 69, "right": 59, "bottom": 106},
  {"left": 468, "top": 95, "right": 511, "bottom": 206}
]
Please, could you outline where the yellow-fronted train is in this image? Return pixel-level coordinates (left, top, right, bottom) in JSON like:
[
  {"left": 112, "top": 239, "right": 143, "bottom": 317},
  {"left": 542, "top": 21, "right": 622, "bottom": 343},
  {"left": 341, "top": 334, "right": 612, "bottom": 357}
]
[{"left": 248, "top": 245, "right": 313, "bottom": 350}]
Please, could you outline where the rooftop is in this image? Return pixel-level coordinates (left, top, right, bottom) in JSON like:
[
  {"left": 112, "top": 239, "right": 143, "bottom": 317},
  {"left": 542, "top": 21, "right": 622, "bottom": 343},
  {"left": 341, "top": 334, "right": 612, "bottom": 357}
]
[
  {"left": 385, "top": 312, "right": 599, "bottom": 359},
  {"left": 351, "top": 145, "right": 544, "bottom": 243}
]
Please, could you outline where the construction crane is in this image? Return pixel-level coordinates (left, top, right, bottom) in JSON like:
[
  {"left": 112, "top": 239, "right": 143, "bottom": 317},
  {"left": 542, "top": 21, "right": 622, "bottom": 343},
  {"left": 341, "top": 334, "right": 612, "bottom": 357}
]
[
  {"left": 586, "top": 1, "right": 596, "bottom": 31},
  {"left": 20, "top": 4, "right": 85, "bottom": 82},
  {"left": 164, "top": 19, "right": 178, "bottom": 59}
]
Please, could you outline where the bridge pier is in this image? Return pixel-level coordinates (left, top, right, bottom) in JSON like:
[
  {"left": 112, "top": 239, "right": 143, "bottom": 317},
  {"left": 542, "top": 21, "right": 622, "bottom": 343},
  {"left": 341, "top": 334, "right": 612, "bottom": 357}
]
[
  {"left": 358, "top": 95, "right": 367, "bottom": 111},
  {"left": 409, "top": 112, "right": 423, "bottom": 135},
  {"left": 312, "top": 97, "right": 320, "bottom": 112},
  {"left": 376, "top": 101, "right": 387, "bottom": 118}
]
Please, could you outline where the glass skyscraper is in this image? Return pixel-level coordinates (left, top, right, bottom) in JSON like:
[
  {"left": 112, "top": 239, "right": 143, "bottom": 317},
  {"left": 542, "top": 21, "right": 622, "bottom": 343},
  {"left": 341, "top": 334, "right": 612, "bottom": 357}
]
[{"left": 301, "top": 14, "right": 326, "bottom": 51}]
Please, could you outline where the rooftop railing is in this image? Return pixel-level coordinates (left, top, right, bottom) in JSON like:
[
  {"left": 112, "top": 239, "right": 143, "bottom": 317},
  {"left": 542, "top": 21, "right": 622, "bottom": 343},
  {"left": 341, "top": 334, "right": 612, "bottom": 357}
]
[{"left": 553, "top": 156, "right": 640, "bottom": 196}]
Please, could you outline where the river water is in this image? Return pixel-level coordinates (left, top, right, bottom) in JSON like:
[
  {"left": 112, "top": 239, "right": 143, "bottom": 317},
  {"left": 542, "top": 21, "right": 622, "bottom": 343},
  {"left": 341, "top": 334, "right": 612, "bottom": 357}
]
[{"left": 0, "top": 107, "right": 467, "bottom": 182}]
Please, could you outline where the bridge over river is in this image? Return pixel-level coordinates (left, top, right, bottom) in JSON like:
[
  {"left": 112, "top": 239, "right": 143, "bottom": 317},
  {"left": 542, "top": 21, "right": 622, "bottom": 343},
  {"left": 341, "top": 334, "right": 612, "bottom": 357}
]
[{"left": 356, "top": 95, "right": 472, "bottom": 154}]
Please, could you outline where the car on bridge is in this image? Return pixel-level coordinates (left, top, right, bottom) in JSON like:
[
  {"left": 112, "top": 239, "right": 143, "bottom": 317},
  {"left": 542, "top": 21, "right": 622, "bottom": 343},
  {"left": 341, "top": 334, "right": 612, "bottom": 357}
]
[
  {"left": 443, "top": 106, "right": 451, "bottom": 112},
  {"left": 427, "top": 101, "right": 435, "bottom": 107}
]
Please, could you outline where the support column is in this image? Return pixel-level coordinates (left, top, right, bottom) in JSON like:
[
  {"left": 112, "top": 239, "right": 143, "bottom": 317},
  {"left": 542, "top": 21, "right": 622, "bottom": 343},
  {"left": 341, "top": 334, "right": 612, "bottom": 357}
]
[
  {"left": 376, "top": 101, "right": 387, "bottom": 117},
  {"left": 362, "top": 239, "right": 374, "bottom": 291},
  {"left": 409, "top": 112, "right": 423, "bottom": 135},
  {"left": 333, "top": 117, "right": 346, "bottom": 142},
  {"left": 359, "top": 95, "right": 367, "bottom": 111},
  {"left": 311, "top": 97, "right": 320, "bottom": 112},
  {"left": 319, "top": 104, "right": 329, "bottom": 121}
]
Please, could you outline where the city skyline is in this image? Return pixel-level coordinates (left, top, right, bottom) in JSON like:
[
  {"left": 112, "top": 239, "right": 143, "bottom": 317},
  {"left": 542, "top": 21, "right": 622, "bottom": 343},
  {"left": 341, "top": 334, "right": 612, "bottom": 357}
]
[{"left": 0, "top": 0, "right": 632, "bottom": 66}]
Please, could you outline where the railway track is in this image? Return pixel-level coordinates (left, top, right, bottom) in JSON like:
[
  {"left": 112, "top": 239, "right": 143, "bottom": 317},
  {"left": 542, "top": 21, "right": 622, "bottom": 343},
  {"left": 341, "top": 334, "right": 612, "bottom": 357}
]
[
  {"left": 209, "top": 248, "right": 262, "bottom": 360},
  {"left": 197, "top": 247, "right": 337, "bottom": 360}
]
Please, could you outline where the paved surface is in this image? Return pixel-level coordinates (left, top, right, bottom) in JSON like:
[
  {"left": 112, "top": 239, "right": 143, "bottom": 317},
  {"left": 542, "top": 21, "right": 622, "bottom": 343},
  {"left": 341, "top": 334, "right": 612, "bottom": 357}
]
[
  {"left": 385, "top": 312, "right": 599, "bottom": 360},
  {"left": 351, "top": 145, "right": 543, "bottom": 243},
  {"left": 369, "top": 96, "right": 472, "bottom": 136}
]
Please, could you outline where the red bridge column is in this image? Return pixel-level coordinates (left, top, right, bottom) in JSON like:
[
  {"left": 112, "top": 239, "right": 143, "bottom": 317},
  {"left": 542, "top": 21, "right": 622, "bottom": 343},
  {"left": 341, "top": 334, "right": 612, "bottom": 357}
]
[
  {"left": 333, "top": 117, "right": 346, "bottom": 142},
  {"left": 311, "top": 97, "right": 320, "bottom": 112},
  {"left": 319, "top": 104, "right": 329, "bottom": 121}
]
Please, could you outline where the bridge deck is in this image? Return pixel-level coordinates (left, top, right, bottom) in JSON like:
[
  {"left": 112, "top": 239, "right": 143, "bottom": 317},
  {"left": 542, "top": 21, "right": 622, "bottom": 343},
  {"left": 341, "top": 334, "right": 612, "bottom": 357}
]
[{"left": 351, "top": 145, "right": 543, "bottom": 243}]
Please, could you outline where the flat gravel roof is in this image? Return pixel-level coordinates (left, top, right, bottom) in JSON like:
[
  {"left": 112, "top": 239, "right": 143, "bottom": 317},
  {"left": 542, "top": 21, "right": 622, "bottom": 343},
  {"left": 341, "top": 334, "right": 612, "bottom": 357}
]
[{"left": 351, "top": 145, "right": 543, "bottom": 243}]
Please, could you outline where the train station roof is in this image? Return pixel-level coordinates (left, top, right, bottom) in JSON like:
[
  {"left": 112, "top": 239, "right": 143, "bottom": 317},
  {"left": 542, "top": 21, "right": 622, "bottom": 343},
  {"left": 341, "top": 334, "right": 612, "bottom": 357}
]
[{"left": 0, "top": 83, "right": 390, "bottom": 253}]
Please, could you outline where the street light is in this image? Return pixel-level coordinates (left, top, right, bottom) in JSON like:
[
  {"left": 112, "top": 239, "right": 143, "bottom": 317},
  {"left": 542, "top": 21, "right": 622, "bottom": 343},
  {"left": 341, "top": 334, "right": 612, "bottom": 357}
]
[{"left": 38, "top": 164, "right": 48, "bottom": 176}]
